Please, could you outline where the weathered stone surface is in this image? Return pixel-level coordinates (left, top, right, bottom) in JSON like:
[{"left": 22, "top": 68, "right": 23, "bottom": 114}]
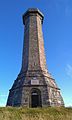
[{"left": 7, "top": 8, "right": 64, "bottom": 107}]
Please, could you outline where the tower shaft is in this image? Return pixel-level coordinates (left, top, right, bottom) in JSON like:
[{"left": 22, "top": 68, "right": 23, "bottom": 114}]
[{"left": 21, "top": 8, "right": 46, "bottom": 72}]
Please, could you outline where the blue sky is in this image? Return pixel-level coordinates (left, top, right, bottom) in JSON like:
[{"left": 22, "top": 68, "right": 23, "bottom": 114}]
[{"left": 0, "top": 0, "right": 72, "bottom": 107}]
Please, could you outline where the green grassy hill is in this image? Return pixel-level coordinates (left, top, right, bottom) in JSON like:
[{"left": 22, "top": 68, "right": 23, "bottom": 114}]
[{"left": 0, "top": 107, "right": 72, "bottom": 120}]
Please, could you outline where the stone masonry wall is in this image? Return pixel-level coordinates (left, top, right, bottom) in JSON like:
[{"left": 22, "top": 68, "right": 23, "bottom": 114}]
[{"left": 7, "top": 8, "right": 64, "bottom": 107}]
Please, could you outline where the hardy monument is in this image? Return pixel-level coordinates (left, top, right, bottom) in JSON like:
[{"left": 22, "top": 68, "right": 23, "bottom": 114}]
[{"left": 7, "top": 8, "right": 64, "bottom": 107}]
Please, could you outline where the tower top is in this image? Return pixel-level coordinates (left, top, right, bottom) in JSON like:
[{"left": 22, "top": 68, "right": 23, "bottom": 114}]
[{"left": 23, "top": 8, "right": 44, "bottom": 24}]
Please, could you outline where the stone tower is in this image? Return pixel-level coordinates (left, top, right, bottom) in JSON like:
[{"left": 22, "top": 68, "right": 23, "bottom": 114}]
[{"left": 7, "top": 8, "right": 64, "bottom": 107}]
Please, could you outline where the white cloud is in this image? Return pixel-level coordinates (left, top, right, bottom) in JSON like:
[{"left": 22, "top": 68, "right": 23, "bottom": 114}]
[
  {"left": 0, "top": 95, "right": 7, "bottom": 107},
  {"left": 51, "top": 0, "right": 72, "bottom": 16},
  {"left": 66, "top": 64, "right": 72, "bottom": 78},
  {"left": 65, "top": 6, "right": 72, "bottom": 16},
  {"left": 0, "top": 94, "right": 8, "bottom": 97}
]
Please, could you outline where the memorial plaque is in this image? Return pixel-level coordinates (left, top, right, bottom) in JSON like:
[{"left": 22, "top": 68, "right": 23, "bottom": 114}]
[{"left": 31, "top": 80, "right": 39, "bottom": 85}]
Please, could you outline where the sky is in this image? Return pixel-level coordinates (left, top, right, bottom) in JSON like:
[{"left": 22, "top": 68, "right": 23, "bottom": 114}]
[{"left": 0, "top": 0, "right": 72, "bottom": 107}]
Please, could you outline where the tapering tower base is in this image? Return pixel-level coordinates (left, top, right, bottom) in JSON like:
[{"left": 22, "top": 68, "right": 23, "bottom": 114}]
[{"left": 7, "top": 69, "right": 64, "bottom": 107}]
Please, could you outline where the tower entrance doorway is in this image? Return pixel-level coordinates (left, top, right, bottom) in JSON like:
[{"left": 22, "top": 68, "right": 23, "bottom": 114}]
[{"left": 31, "top": 89, "right": 42, "bottom": 108}]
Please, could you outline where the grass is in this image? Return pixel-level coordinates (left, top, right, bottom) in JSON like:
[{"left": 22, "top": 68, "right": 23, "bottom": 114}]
[{"left": 0, "top": 107, "right": 72, "bottom": 120}]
